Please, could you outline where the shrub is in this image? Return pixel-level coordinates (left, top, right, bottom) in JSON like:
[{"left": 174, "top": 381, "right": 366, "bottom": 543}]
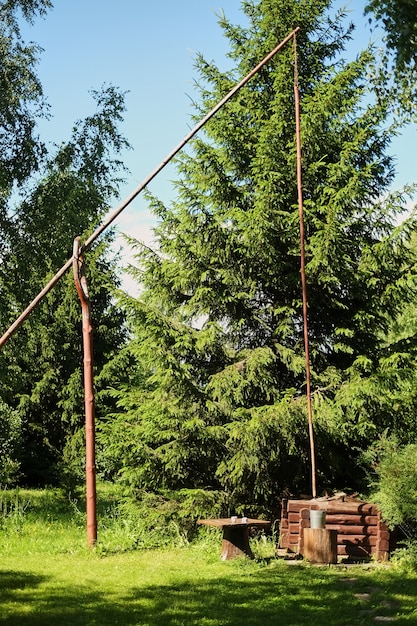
[
  {"left": 0, "top": 402, "right": 21, "bottom": 487},
  {"left": 366, "top": 435, "right": 417, "bottom": 528}
]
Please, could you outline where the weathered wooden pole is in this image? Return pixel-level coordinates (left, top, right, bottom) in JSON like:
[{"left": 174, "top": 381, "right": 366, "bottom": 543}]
[
  {"left": 73, "top": 237, "right": 97, "bottom": 547},
  {"left": 293, "top": 32, "right": 317, "bottom": 498}
]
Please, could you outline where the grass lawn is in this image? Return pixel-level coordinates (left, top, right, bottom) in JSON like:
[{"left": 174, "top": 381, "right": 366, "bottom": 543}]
[{"left": 0, "top": 489, "right": 417, "bottom": 625}]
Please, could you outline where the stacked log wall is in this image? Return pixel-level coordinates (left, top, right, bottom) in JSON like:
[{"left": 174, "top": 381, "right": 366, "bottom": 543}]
[{"left": 279, "top": 499, "right": 390, "bottom": 561}]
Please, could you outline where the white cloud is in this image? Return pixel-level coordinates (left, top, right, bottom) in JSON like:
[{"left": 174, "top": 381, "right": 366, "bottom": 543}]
[{"left": 112, "top": 207, "right": 157, "bottom": 296}]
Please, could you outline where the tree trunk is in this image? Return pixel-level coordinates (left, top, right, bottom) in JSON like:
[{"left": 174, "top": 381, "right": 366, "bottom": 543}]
[{"left": 303, "top": 528, "right": 337, "bottom": 564}]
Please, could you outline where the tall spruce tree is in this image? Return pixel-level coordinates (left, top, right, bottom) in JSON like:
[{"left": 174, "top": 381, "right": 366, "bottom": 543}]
[{"left": 109, "top": 0, "right": 417, "bottom": 514}]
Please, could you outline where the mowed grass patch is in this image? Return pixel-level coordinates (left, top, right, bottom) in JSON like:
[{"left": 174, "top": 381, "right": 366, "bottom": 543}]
[
  {"left": 0, "top": 489, "right": 417, "bottom": 625},
  {"left": 2, "top": 549, "right": 417, "bottom": 625}
]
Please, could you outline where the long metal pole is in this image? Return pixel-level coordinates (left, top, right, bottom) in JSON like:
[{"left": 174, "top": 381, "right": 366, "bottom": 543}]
[
  {"left": 73, "top": 237, "right": 97, "bottom": 546},
  {"left": 0, "top": 27, "right": 300, "bottom": 348},
  {"left": 293, "top": 33, "right": 317, "bottom": 498}
]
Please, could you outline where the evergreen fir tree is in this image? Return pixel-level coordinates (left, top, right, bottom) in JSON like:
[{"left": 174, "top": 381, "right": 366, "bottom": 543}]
[{"left": 110, "top": 0, "right": 417, "bottom": 513}]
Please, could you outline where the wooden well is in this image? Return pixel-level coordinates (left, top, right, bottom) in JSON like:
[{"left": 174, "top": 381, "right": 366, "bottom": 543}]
[{"left": 279, "top": 496, "right": 390, "bottom": 561}]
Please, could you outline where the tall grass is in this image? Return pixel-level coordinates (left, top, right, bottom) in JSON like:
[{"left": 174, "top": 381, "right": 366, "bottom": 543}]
[{"left": 0, "top": 486, "right": 417, "bottom": 625}]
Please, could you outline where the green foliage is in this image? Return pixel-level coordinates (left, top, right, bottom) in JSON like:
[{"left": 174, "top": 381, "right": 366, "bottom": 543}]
[
  {"left": 113, "top": 488, "right": 229, "bottom": 550},
  {"left": 365, "top": 435, "right": 417, "bottom": 528},
  {"left": 0, "top": 3, "right": 131, "bottom": 487},
  {"left": 0, "top": 0, "right": 48, "bottom": 231},
  {"left": 0, "top": 1, "right": 52, "bottom": 27},
  {"left": 391, "top": 539, "right": 417, "bottom": 573},
  {"left": 107, "top": 0, "right": 417, "bottom": 516},
  {"left": 364, "top": 0, "right": 417, "bottom": 121},
  {"left": 0, "top": 401, "right": 21, "bottom": 486},
  {"left": 365, "top": 0, "right": 417, "bottom": 71},
  {"left": 0, "top": 489, "right": 417, "bottom": 624}
]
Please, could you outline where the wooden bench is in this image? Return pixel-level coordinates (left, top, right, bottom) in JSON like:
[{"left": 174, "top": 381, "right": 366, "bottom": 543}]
[{"left": 198, "top": 517, "right": 271, "bottom": 560}]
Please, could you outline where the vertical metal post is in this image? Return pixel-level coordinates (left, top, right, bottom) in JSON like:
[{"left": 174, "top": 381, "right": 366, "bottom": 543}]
[
  {"left": 73, "top": 237, "right": 97, "bottom": 546},
  {"left": 293, "top": 34, "right": 317, "bottom": 498}
]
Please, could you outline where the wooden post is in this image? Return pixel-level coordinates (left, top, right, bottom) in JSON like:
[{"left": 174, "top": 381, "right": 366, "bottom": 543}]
[
  {"left": 303, "top": 528, "right": 337, "bottom": 564},
  {"left": 221, "top": 526, "right": 253, "bottom": 560},
  {"left": 73, "top": 238, "right": 97, "bottom": 547}
]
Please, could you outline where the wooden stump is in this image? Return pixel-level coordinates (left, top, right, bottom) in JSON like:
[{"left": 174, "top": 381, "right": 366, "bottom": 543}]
[
  {"left": 303, "top": 528, "right": 337, "bottom": 564},
  {"left": 221, "top": 525, "right": 253, "bottom": 560}
]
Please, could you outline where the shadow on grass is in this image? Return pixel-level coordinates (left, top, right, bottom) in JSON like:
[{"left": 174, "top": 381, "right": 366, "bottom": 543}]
[
  {"left": 0, "top": 571, "right": 47, "bottom": 598},
  {"left": 0, "top": 564, "right": 416, "bottom": 625}
]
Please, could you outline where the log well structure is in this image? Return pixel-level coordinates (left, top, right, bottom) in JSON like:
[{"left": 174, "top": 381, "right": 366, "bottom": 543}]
[{"left": 279, "top": 497, "right": 391, "bottom": 561}]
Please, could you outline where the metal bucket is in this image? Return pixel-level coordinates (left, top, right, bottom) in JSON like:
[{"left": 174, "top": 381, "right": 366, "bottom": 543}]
[{"left": 310, "top": 509, "right": 326, "bottom": 528}]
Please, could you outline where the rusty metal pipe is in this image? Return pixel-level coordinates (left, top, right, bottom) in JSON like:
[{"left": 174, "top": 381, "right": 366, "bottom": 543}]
[
  {"left": 0, "top": 27, "right": 300, "bottom": 348},
  {"left": 73, "top": 237, "right": 97, "bottom": 547},
  {"left": 294, "top": 34, "right": 317, "bottom": 498}
]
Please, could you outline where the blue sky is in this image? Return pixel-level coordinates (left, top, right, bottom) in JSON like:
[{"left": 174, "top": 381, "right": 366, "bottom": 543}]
[
  {"left": 21, "top": 1, "right": 248, "bottom": 261},
  {"left": 20, "top": 0, "right": 416, "bottom": 278}
]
